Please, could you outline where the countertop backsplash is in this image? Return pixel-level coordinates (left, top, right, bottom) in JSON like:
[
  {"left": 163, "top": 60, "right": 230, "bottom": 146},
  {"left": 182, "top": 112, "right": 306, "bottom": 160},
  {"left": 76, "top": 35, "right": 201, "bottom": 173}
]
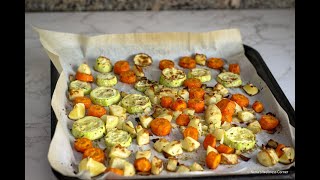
[{"left": 25, "top": 0, "right": 295, "bottom": 12}]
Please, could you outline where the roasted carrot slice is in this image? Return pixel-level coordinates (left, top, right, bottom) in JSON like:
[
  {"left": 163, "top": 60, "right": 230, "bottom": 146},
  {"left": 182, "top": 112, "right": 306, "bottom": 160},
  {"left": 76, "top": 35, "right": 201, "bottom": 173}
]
[
  {"left": 150, "top": 118, "right": 172, "bottom": 136},
  {"left": 171, "top": 99, "right": 187, "bottom": 111},
  {"left": 159, "top": 59, "right": 174, "bottom": 70},
  {"left": 187, "top": 98, "right": 205, "bottom": 113},
  {"left": 160, "top": 96, "right": 174, "bottom": 108},
  {"left": 230, "top": 94, "right": 249, "bottom": 108},
  {"left": 73, "top": 96, "right": 92, "bottom": 109},
  {"left": 120, "top": 70, "right": 137, "bottom": 84},
  {"left": 74, "top": 138, "right": 93, "bottom": 153},
  {"left": 216, "top": 99, "right": 236, "bottom": 123},
  {"left": 206, "top": 151, "right": 221, "bottom": 169},
  {"left": 183, "top": 126, "right": 199, "bottom": 140},
  {"left": 203, "top": 134, "right": 217, "bottom": 150},
  {"left": 183, "top": 78, "right": 202, "bottom": 89},
  {"left": 252, "top": 101, "right": 264, "bottom": 113},
  {"left": 216, "top": 144, "right": 234, "bottom": 154},
  {"left": 179, "top": 56, "right": 196, "bottom": 69},
  {"left": 134, "top": 157, "right": 151, "bottom": 172},
  {"left": 207, "top": 58, "right": 224, "bottom": 69},
  {"left": 259, "top": 115, "right": 280, "bottom": 130},
  {"left": 275, "top": 144, "right": 286, "bottom": 157},
  {"left": 114, "top": 60, "right": 130, "bottom": 75},
  {"left": 82, "top": 147, "right": 105, "bottom": 163},
  {"left": 176, "top": 114, "right": 190, "bottom": 126},
  {"left": 105, "top": 168, "right": 124, "bottom": 176},
  {"left": 229, "top": 64, "right": 240, "bottom": 74},
  {"left": 189, "top": 87, "right": 205, "bottom": 99},
  {"left": 75, "top": 72, "right": 94, "bottom": 82},
  {"left": 87, "top": 105, "right": 107, "bottom": 118}
]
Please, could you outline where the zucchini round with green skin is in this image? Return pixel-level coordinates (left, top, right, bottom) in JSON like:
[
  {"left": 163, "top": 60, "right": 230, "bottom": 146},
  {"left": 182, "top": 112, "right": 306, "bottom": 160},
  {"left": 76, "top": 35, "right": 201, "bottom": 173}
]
[
  {"left": 159, "top": 68, "right": 186, "bottom": 88},
  {"left": 224, "top": 127, "right": 256, "bottom": 151},
  {"left": 134, "top": 78, "right": 156, "bottom": 92},
  {"left": 94, "top": 56, "right": 112, "bottom": 73},
  {"left": 133, "top": 53, "right": 153, "bottom": 67},
  {"left": 96, "top": 73, "right": 117, "bottom": 87},
  {"left": 120, "top": 94, "right": 152, "bottom": 114},
  {"left": 69, "top": 80, "right": 92, "bottom": 95},
  {"left": 187, "top": 68, "right": 211, "bottom": 82},
  {"left": 105, "top": 129, "right": 132, "bottom": 147},
  {"left": 90, "top": 87, "right": 120, "bottom": 106},
  {"left": 72, "top": 116, "right": 105, "bottom": 140},
  {"left": 216, "top": 72, "right": 242, "bottom": 88}
]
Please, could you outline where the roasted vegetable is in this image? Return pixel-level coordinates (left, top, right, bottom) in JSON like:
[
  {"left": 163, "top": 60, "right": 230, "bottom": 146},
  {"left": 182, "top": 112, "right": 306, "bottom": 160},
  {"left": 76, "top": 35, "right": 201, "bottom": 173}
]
[{"left": 134, "top": 53, "right": 153, "bottom": 67}]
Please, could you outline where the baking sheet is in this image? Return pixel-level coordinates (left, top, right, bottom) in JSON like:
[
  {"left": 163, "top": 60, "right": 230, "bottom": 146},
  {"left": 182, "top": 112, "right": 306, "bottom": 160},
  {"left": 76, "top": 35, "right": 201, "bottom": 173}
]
[{"left": 34, "top": 27, "right": 295, "bottom": 179}]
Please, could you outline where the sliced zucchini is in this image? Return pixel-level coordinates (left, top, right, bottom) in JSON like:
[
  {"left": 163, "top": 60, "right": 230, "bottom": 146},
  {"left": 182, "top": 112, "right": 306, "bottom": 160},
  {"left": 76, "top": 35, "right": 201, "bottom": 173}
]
[
  {"left": 90, "top": 87, "right": 120, "bottom": 106},
  {"left": 120, "top": 94, "right": 152, "bottom": 114},
  {"left": 224, "top": 127, "right": 256, "bottom": 151},
  {"left": 94, "top": 56, "right": 112, "bottom": 73},
  {"left": 96, "top": 73, "right": 117, "bottom": 87},
  {"left": 134, "top": 78, "right": 156, "bottom": 92},
  {"left": 72, "top": 116, "right": 105, "bottom": 140},
  {"left": 242, "top": 83, "right": 259, "bottom": 96},
  {"left": 159, "top": 68, "right": 186, "bottom": 88},
  {"left": 77, "top": 63, "right": 91, "bottom": 75},
  {"left": 194, "top": 53, "right": 207, "bottom": 66},
  {"left": 69, "top": 80, "right": 92, "bottom": 95},
  {"left": 133, "top": 53, "right": 153, "bottom": 67},
  {"left": 187, "top": 68, "right": 211, "bottom": 82},
  {"left": 216, "top": 72, "right": 242, "bottom": 88},
  {"left": 105, "top": 129, "right": 132, "bottom": 147}
]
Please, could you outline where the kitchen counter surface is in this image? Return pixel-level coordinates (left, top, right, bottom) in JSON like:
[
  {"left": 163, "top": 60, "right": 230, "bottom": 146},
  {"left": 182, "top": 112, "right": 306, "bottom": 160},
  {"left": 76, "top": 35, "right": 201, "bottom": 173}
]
[{"left": 25, "top": 10, "right": 295, "bottom": 180}]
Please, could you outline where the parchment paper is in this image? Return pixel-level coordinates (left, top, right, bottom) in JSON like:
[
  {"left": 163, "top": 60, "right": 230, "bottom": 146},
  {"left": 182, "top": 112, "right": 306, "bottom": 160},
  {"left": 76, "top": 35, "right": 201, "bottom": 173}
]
[{"left": 34, "top": 27, "right": 295, "bottom": 179}]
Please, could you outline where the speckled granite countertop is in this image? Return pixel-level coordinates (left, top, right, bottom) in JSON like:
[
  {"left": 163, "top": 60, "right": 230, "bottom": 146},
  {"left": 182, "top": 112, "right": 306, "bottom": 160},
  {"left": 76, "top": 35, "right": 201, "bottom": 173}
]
[
  {"left": 25, "top": 9, "right": 295, "bottom": 180},
  {"left": 26, "top": 0, "right": 295, "bottom": 11}
]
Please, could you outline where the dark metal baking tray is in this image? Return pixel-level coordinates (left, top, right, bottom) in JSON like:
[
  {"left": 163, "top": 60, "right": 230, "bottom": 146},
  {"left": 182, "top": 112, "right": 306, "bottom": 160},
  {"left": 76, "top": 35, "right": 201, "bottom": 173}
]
[{"left": 50, "top": 44, "right": 295, "bottom": 179}]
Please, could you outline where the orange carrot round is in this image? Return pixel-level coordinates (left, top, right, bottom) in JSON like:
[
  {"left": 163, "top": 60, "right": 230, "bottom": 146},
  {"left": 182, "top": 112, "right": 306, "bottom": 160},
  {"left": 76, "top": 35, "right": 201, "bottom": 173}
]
[
  {"left": 82, "top": 147, "right": 105, "bottom": 163},
  {"left": 106, "top": 168, "right": 124, "bottom": 176},
  {"left": 75, "top": 72, "right": 94, "bottom": 82},
  {"left": 189, "top": 87, "right": 205, "bottom": 99},
  {"left": 207, "top": 58, "right": 224, "bottom": 69},
  {"left": 160, "top": 96, "right": 174, "bottom": 108},
  {"left": 216, "top": 99, "right": 236, "bottom": 123},
  {"left": 206, "top": 151, "right": 221, "bottom": 169},
  {"left": 187, "top": 98, "right": 205, "bottom": 113},
  {"left": 134, "top": 157, "right": 152, "bottom": 172},
  {"left": 179, "top": 56, "right": 196, "bottom": 69},
  {"left": 73, "top": 96, "right": 92, "bottom": 109},
  {"left": 120, "top": 70, "right": 137, "bottom": 84},
  {"left": 216, "top": 144, "right": 234, "bottom": 154},
  {"left": 252, "top": 101, "right": 264, "bottom": 113},
  {"left": 150, "top": 118, "right": 172, "bottom": 136},
  {"left": 74, "top": 138, "right": 93, "bottom": 153},
  {"left": 183, "top": 126, "right": 199, "bottom": 140},
  {"left": 159, "top": 59, "right": 174, "bottom": 70},
  {"left": 176, "top": 114, "right": 190, "bottom": 126},
  {"left": 229, "top": 64, "right": 240, "bottom": 74},
  {"left": 259, "top": 115, "right": 280, "bottom": 130},
  {"left": 230, "top": 94, "right": 249, "bottom": 108},
  {"left": 171, "top": 99, "right": 187, "bottom": 111},
  {"left": 183, "top": 78, "right": 202, "bottom": 89},
  {"left": 203, "top": 134, "right": 217, "bottom": 150},
  {"left": 87, "top": 105, "right": 107, "bottom": 118},
  {"left": 114, "top": 60, "right": 130, "bottom": 75},
  {"left": 275, "top": 144, "right": 286, "bottom": 157}
]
